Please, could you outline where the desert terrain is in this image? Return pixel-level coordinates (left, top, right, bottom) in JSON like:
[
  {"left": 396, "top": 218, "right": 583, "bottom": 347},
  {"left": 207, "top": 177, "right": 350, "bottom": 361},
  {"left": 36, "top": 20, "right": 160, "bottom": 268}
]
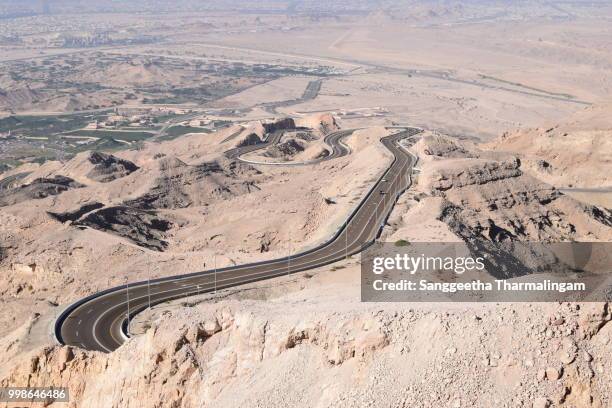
[{"left": 0, "top": 1, "right": 611, "bottom": 407}]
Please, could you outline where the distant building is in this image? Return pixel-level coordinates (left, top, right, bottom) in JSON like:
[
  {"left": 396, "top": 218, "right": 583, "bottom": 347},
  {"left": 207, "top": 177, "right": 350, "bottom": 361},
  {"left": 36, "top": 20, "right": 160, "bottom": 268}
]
[
  {"left": 189, "top": 119, "right": 211, "bottom": 127},
  {"left": 107, "top": 115, "right": 126, "bottom": 125}
]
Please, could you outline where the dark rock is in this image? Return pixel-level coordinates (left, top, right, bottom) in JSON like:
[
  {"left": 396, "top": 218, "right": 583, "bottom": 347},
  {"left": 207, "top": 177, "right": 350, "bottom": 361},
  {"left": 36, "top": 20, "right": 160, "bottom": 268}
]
[
  {"left": 86, "top": 152, "right": 139, "bottom": 183},
  {"left": 75, "top": 206, "right": 173, "bottom": 251},
  {"left": 263, "top": 118, "right": 296, "bottom": 134},
  {"left": 48, "top": 202, "right": 105, "bottom": 223},
  {"left": 236, "top": 133, "right": 262, "bottom": 147},
  {"left": 0, "top": 175, "right": 84, "bottom": 207}
]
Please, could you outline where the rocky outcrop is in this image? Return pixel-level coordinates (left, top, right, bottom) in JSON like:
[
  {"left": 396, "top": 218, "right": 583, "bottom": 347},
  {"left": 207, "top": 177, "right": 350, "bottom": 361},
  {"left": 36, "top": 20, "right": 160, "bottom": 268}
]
[
  {"left": 420, "top": 133, "right": 476, "bottom": 159},
  {"left": 235, "top": 133, "right": 262, "bottom": 147},
  {"left": 75, "top": 206, "right": 173, "bottom": 251},
  {"left": 0, "top": 175, "right": 84, "bottom": 207},
  {"left": 48, "top": 202, "right": 105, "bottom": 223},
  {"left": 405, "top": 133, "right": 612, "bottom": 278},
  {"left": 317, "top": 113, "right": 339, "bottom": 134},
  {"left": 263, "top": 139, "right": 305, "bottom": 159},
  {"left": 0, "top": 301, "right": 392, "bottom": 408},
  {"left": 262, "top": 118, "right": 296, "bottom": 134},
  {"left": 86, "top": 152, "right": 139, "bottom": 183},
  {"left": 485, "top": 103, "right": 612, "bottom": 188},
  {"left": 426, "top": 157, "right": 522, "bottom": 192},
  {"left": 126, "top": 158, "right": 261, "bottom": 210},
  {"left": 415, "top": 134, "right": 611, "bottom": 244},
  {"left": 1, "top": 297, "right": 610, "bottom": 408}
]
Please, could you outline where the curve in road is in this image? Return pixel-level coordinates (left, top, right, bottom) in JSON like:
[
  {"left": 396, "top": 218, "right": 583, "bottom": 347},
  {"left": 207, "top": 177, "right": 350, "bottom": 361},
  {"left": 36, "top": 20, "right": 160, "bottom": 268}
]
[
  {"left": 55, "top": 127, "right": 422, "bottom": 353},
  {"left": 235, "top": 128, "right": 355, "bottom": 166},
  {"left": 0, "top": 172, "right": 31, "bottom": 191}
]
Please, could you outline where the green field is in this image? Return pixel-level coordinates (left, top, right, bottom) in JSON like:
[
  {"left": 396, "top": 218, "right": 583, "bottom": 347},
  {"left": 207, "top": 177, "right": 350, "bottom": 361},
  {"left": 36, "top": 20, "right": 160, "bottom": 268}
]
[
  {"left": 0, "top": 111, "right": 112, "bottom": 137},
  {"left": 156, "top": 125, "right": 212, "bottom": 141},
  {"left": 65, "top": 130, "right": 155, "bottom": 141},
  {"left": 0, "top": 112, "right": 216, "bottom": 169},
  {"left": 0, "top": 158, "right": 24, "bottom": 172}
]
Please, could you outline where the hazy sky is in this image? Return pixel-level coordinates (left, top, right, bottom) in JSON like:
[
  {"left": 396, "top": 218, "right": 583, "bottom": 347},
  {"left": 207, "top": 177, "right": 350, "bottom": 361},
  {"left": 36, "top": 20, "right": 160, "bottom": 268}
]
[{"left": 1, "top": 0, "right": 608, "bottom": 16}]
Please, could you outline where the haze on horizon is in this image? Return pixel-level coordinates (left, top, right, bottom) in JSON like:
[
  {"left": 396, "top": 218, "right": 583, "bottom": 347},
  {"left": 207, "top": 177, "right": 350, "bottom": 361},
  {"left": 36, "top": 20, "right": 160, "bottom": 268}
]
[{"left": 2, "top": 0, "right": 612, "bottom": 16}]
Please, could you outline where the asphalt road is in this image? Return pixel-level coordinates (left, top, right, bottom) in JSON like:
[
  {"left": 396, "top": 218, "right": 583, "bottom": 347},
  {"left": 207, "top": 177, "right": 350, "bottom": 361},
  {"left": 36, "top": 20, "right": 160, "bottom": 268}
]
[
  {"left": 55, "top": 127, "right": 422, "bottom": 353},
  {"left": 232, "top": 128, "right": 356, "bottom": 166},
  {"left": 224, "top": 129, "right": 286, "bottom": 160},
  {"left": 260, "top": 78, "right": 323, "bottom": 114},
  {"left": 0, "top": 172, "right": 31, "bottom": 191}
]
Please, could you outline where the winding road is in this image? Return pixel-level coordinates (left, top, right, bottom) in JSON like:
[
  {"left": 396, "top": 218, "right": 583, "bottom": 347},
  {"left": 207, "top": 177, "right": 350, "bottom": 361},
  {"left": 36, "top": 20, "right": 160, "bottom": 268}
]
[
  {"left": 55, "top": 127, "right": 421, "bottom": 353},
  {"left": 226, "top": 128, "right": 355, "bottom": 166},
  {"left": 0, "top": 172, "right": 31, "bottom": 191}
]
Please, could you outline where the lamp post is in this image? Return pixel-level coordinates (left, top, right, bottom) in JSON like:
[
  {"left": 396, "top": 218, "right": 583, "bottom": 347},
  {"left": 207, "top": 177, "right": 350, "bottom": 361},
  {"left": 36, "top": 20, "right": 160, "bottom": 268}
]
[
  {"left": 147, "top": 261, "right": 151, "bottom": 311},
  {"left": 214, "top": 252, "right": 217, "bottom": 294},
  {"left": 125, "top": 277, "right": 131, "bottom": 336},
  {"left": 287, "top": 243, "right": 291, "bottom": 276}
]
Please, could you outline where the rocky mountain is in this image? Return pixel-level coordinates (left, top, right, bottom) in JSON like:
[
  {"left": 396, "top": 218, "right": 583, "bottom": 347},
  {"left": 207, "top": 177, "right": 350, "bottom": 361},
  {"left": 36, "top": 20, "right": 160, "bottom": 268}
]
[
  {"left": 382, "top": 132, "right": 612, "bottom": 280},
  {"left": 413, "top": 133, "right": 612, "bottom": 243},
  {"left": 125, "top": 157, "right": 262, "bottom": 211},
  {"left": 486, "top": 103, "right": 612, "bottom": 189},
  {"left": 86, "top": 152, "right": 139, "bottom": 183}
]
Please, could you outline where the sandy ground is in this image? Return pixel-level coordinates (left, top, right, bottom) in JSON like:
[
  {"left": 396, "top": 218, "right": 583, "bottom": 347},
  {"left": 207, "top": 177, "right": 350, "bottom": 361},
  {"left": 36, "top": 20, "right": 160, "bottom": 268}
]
[
  {"left": 562, "top": 191, "right": 612, "bottom": 209},
  {"left": 215, "top": 76, "right": 315, "bottom": 109},
  {"left": 484, "top": 103, "right": 612, "bottom": 190}
]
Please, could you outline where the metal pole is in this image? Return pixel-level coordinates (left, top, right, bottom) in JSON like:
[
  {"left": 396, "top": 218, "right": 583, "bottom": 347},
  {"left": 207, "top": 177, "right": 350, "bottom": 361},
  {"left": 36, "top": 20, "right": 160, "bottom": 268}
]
[
  {"left": 345, "top": 220, "right": 348, "bottom": 260},
  {"left": 383, "top": 188, "right": 386, "bottom": 211},
  {"left": 196, "top": 262, "right": 200, "bottom": 297},
  {"left": 372, "top": 201, "right": 377, "bottom": 243},
  {"left": 214, "top": 253, "right": 217, "bottom": 294},
  {"left": 396, "top": 174, "right": 400, "bottom": 199},
  {"left": 126, "top": 277, "right": 131, "bottom": 336},
  {"left": 147, "top": 262, "right": 151, "bottom": 310},
  {"left": 375, "top": 200, "right": 378, "bottom": 225}
]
